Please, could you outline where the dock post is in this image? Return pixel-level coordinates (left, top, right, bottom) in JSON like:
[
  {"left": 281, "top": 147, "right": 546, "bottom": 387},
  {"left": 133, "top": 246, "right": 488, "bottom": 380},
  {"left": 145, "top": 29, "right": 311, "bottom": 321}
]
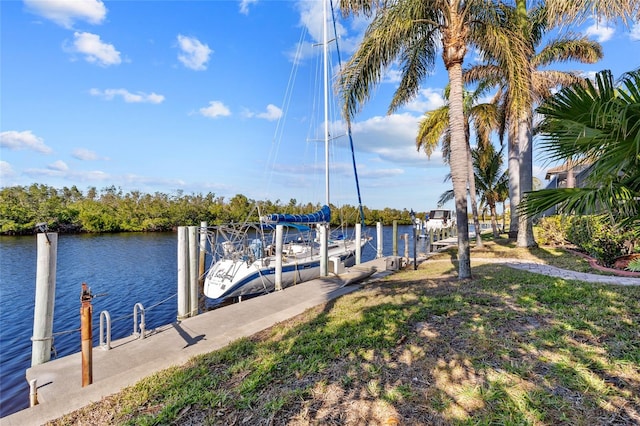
[
  {"left": 188, "top": 226, "right": 198, "bottom": 317},
  {"left": 29, "top": 379, "right": 38, "bottom": 407},
  {"left": 376, "top": 222, "right": 383, "bottom": 258},
  {"left": 403, "top": 233, "right": 409, "bottom": 260},
  {"left": 177, "top": 227, "right": 189, "bottom": 320},
  {"left": 81, "top": 283, "right": 93, "bottom": 387},
  {"left": 275, "top": 225, "right": 283, "bottom": 290},
  {"left": 428, "top": 229, "right": 433, "bottom": 252},
  {"left": 31, "top": 232, "right": 57, "bottom": 367},
  {"left": 392, "top": 220, "right": 398, "bottom": 256},
  {"left": 198, "top": 221, "right": 207, "bottom": 288},
  {"left": 355, "top": 223, "right": 362, "bottom": 265}
]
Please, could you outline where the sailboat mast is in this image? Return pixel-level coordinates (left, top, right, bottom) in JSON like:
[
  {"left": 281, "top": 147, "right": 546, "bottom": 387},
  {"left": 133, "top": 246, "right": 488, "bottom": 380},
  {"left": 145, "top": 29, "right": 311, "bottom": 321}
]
[{"left": 323, "top": 0, "right": 330, "bottom": 207}]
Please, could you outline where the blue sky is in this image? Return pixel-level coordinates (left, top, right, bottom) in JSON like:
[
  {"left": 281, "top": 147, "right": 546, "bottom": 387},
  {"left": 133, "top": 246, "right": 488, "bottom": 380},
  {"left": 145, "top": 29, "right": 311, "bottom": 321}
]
[{"left": 1, "top": 0, "right": 639, "bottom": 211}]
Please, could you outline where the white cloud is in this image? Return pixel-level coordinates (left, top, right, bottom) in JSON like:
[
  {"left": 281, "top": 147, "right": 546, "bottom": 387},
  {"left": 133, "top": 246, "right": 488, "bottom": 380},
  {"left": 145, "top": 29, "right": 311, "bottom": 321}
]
[
  {"left": 239, "top": 0, "right": 258, "bottom": 15},
  {"left": 351, "top": 113, "right": 445, "bottom": 166},
  {"left": 48, "top": 160, "right": 69, "bottom": 172},
  {"left": 24, "top": 0, "right": 107, "bottom": 29},
  {"left": 585, "top": 20, "right": 615, "bottom": 42},
  {"left": 288, "top": 1, "right": 353, "bottom": 64},
  {"left": 0, "top": 161, "right": 16, "bottom": 178},
  {"left": 89, "top": 88, "right": 164, "bottom": 103},
  {"left": 405, "top": 88, "right": 446, "bottom": 113},
  {"left": 71, "top": 32, "right": 121, "bottom": 66},
  {"left": 199, "top": 101, "right": 231, "bottom": 118},
  {"left": 0, "top": 130, "right": 53, "bottom": 154},
  {"left": 24, "top": 166, "right": 109, "bottom": 181},
  {"left": 584, "top": 70, "right": 599, "bottom": 81},
  {"left": 72, "top": 148, "right": 109, "bottom": 161},
  {"left": 177, "top": 35, "right": 212, "bottom": 71},
  {"left": 297, "top": 0, "right": 326, "bottom": 45},
  {"left": 630, "top": 22, "right": 640, "bottom": 41},
  {"left": 256, "top": 104, "right": 283, "bottom": 121}
]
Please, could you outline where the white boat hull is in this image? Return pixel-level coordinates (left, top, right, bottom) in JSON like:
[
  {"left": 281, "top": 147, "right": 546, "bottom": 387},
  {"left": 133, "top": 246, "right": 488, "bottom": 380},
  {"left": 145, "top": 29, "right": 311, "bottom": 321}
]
[{"left": 203, "top": 238, "right": 366, "bottom": 300}]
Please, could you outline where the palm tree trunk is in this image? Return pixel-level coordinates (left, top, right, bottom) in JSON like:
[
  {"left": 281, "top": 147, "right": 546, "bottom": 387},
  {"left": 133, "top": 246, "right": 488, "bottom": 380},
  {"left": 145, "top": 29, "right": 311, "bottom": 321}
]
[
  {"left": 508, "top": 124, "right": 520, "bottom": 238},
  {"left": 467, "top": 142, "right": 483, "bottom": 247},
  {"left": 447, "top": 61, "right": 472, "bottom": 279},
  {"left": 513, "top": 0, "right": 537, "bottom": 248},
  {"left": 490, "top": 204, "right": 499, "bottom": 238},
  {"left": 516, "top": 93, "right": 537, "bottom": 247}
]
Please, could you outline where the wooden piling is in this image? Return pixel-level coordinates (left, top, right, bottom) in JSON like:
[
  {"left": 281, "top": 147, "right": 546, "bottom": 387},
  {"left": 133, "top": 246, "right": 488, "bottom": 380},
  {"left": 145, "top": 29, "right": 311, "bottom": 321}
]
[
  {"left": 275, "top": 225, "right": 283, "bottom": 290},
  {"left": 80, "top": 283, "right": 93, "bottom": 387},
  {"left": 392, "top": 220, "right": 398, "bottom": 256},
  {"left": 188, "top": 226, "right": 198, "bottom": 317},
  {"left": 29, "top": 379, "right": 38, "bottom": 407},
  {"left": 319, "top": 224, "right": 328, "bottom": 276},
  {"left": 198, "top": 221, "right": 207, "bottom": 288},
  {"left": 177, "top": 227, "right": 189, "bottom": 320},
  {"left": 355, "top": 223, "right": 362, "bottom": 265},
  {"left": 376, "top": 222, "right": 383, "bottom": 258},
  {"left": 31, "top": 232, "right": 57, "bottom": 367}
]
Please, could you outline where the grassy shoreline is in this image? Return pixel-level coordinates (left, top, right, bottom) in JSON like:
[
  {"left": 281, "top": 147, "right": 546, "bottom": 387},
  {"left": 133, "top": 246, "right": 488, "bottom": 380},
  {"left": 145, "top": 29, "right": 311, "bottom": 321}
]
[{"left": 48, "top": 240, "right": 640, "bottom": 425}]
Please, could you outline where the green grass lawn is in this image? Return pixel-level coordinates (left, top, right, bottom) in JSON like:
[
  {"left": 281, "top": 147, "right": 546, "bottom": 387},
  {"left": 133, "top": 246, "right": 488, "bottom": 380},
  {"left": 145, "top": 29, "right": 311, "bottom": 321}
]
[{"left": 49, "top": 240, "right": 640, "bottom": 425}]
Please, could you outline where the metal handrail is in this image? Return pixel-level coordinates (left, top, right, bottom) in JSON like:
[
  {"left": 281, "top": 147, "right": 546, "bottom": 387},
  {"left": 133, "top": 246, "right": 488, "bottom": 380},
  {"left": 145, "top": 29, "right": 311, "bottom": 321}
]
[
  {"left": 133, "top": 303, "right": 145, "bottom": 339},
  {"left": 99, "top": 310, "right": 111, "bottom": 350}
]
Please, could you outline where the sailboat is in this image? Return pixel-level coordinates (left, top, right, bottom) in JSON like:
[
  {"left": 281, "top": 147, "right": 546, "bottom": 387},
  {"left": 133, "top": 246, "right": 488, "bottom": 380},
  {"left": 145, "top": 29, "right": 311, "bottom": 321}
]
[{"left": 203, "top": 0, "right": 369, "bottom": 301}]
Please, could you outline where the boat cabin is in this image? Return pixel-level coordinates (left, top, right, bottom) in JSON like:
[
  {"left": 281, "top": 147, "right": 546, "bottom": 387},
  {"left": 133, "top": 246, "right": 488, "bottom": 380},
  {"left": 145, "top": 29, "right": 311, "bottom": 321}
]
[{"left": 425, "top": 209, "right": 455, "bottom": 231}]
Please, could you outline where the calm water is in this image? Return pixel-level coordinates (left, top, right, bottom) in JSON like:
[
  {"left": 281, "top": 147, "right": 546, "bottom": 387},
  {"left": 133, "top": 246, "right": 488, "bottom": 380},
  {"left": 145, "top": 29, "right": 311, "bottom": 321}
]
[{"left": 0, "top": 226, "right": 422, "bottom": 418}]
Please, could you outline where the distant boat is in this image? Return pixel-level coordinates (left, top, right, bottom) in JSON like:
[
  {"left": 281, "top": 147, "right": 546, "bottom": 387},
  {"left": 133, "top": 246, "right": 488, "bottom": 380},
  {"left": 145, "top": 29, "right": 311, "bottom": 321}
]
[
  {"left": 203, "top": 0, "right": 368, "bottom": 301},
  {"left": 425, "top": 209, "right": 456, "bottom": 232}
]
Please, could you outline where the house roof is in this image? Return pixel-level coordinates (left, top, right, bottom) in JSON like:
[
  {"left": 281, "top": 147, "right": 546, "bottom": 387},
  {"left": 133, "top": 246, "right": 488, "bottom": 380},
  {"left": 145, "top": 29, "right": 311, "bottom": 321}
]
[{"left": 544, "top": 159, "right": 592, "bottom": 180}]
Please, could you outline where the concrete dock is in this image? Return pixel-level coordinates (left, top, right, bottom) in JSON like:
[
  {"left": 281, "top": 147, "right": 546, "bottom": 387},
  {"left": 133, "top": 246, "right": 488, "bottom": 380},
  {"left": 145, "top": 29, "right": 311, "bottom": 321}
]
[{"left": 1, "top": 257, "right": 395, "bottom": 426}]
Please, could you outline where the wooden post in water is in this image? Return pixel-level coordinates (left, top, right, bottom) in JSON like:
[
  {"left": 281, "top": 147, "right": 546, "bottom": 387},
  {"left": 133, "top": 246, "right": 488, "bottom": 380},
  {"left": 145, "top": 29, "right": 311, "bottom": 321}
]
[
  {"left": 177, "top": 227, "right": 189, "bottom": 320},
  {"left": 275, "top": 225, "right": 283, "bottom": 290},
  {"left": 319, "top": 223, "right": 328, "bottom": 277},
  {"left": 31, "top": 232, "right": 57, "bottom": 367},
  {"left": 355, "top": 223, "right": 362, "bottom": 265},
  {"left": 392, "top": 220, "right": 398, "bottom": 256},
  {"left": 428, "top": 229, "right": 433, "bottom": 252},
  {"left": 403, "top": 233, "right": 409, "bottom": 260},
  {"left": 188, "top": 226, "right": 198, "bottom": 317},
  {"left": 376, "top": 222, "right": 383, "bottom": 258},
  {"left": 80, "top": 283, "right": 93, "bottom": 387},
  {"left": 198, "top": 221, "right": 207, "bottom": 288}
]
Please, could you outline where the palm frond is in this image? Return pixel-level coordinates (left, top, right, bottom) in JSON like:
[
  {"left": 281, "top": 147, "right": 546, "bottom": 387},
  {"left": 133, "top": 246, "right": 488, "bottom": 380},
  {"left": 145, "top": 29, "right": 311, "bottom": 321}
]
[
  {"left": 416, "top": 106, "right": 449, "bottom": 158},
  {"left": 525, "top": 69, "right": 640, "bottom": 226},
  {"left": 543, "top": 0, "right": 639, "bottom": 26},
  {"left": 532, "top": 36, "right": 602, "bottom": 69}
]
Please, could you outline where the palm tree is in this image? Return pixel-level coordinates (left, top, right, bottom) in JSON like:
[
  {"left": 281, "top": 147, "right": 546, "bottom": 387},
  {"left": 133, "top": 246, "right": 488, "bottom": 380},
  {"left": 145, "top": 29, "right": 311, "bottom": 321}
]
[
  {"left": 416, "top": 86, "right": 501, "bottom": 248},
  {"left": 437, "top": 142, "right": 508, "bottom": 239},
  {"left": 521, "top": 69, "right": 640, "bottom": 233},
  {"left": 466, "top": 1, "right": 606, "bottom": 248},
  {"left": 338, "top": 0, "right": 527, "bottom": 279},
  {"left": 472, "top": 144, "right": 509, "bottom": 238}
]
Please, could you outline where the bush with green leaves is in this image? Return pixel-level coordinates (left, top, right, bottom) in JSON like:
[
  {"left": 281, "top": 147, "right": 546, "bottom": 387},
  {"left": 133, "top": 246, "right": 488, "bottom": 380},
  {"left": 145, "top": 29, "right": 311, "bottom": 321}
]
[
  {"left": 567, "top": 215, "right": 637, "bottom": 267},
  {"left": 535, "top": 215, "right": 572, "bottom": 246},
  {"left": 627, "top": 258, "right": 640, "bottom": 272}
]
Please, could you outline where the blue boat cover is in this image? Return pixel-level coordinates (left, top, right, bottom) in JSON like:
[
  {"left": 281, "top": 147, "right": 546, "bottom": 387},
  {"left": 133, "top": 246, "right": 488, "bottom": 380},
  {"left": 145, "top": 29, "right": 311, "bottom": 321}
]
[
  {"left": 261, "top": 223, "right": 311, "bottom": 232},
  {"left": 263, "top": 205, "right": 331, "bottom": 224}
]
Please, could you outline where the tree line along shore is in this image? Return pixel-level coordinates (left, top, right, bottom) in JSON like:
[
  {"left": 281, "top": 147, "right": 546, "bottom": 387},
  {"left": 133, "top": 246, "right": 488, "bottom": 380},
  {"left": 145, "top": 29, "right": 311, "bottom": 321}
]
[{"left": 0, "top": 184, "right": 440, "bottom": 235}]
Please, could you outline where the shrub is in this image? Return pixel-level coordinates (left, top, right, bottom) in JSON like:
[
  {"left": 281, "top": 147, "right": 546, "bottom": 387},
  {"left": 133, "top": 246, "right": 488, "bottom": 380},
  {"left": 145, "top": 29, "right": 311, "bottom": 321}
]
[
  {"left": 627, "top": 258, "right": 640, "bottom": 272},
  {"left": 567, "top": 215, "right": 637, "bottom": 267},
  {"left": 535, "top": 215, "right": 571, "bottom": 246}
]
